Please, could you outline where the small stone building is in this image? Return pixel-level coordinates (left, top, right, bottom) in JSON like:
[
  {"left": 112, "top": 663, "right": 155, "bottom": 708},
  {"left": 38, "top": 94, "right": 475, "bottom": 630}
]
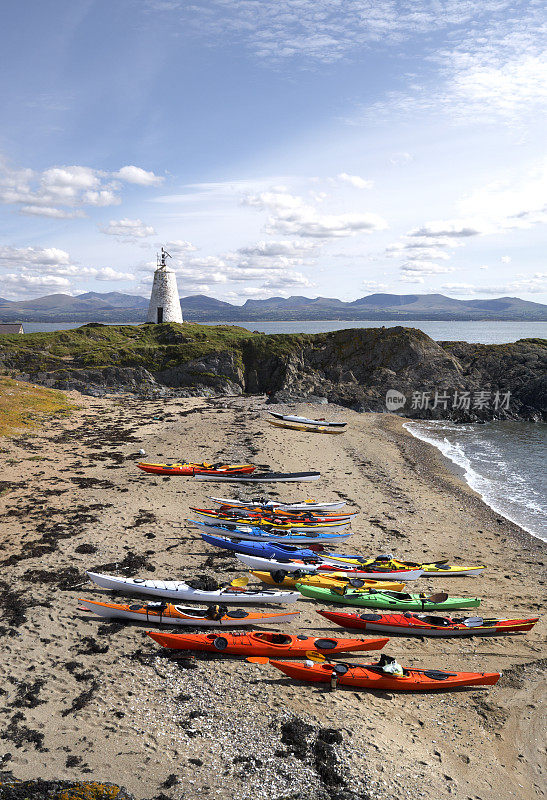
[
  {"left": 0, "top": 323, "right": 24, "bottom": 334},
  {"left": 146, "top": 247, "right": 183, "bottom": 324}
]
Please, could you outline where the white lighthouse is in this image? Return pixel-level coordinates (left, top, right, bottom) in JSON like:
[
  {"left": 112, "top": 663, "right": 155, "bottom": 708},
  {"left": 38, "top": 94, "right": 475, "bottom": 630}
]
[{"left": 146, "top": 247, "right": 183, "bottom": 324}]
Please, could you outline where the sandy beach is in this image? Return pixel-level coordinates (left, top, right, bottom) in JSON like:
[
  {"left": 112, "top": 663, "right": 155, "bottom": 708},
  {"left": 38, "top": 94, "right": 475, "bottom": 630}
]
[{"left": 0, "top": 392, "right": 545, "bottom": 800}]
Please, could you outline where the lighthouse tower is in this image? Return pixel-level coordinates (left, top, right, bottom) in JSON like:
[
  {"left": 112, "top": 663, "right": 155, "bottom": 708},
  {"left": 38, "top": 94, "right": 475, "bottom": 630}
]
[{"left": 146, "top": 247, "right": 183, "bottom": 324}]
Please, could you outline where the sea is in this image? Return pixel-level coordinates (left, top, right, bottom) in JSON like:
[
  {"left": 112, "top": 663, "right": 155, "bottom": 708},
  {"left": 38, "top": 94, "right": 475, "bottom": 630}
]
[
  {"left": 20, "top": 318, "right": 547, "bottom": 344},
  {"left": 17, "top": 318, "right": 547, "bottom": 542}
]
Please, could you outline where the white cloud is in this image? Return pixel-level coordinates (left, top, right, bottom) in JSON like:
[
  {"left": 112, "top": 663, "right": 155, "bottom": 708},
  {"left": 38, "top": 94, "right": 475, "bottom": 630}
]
[
  {"left": 441, "top": 274, "right": 546, "bottom": 296},
  {"left": 164, "top": 240, "right": 197, "bottom": 254},
  {"left": 272, "top": 211, "right": 388, "bottom": 238},
  {"left": 362, "top": 281, "right": 389, "bottom": 292},
  {"left": 352, "top": 4, "right": 547, "bottom": 127},
  {"left": 501, "top": 255, "right": 512, "bottom": 263},
  {"left": 42, "top": 166, "right": 99, "bottom": 191},
  {"left": 0, "top": 245, "right": 72, "bottom": 268},
  {"left": 117, "top": 165, "right": 164, "bottom": 186},
  {"left": 83, "top": 189, "right": 121, "bottom": 207},
  {"left": 337, "top": 173, "right": 373, "bottom": 189},
  {"left": 244, "top": 189, "right": 387, "bottom": 238},
  {"left": 2, "top": 273, "right": 72, "bottom": 293},
  {"left": 160, "top": 1, "right": 520, "bottom": 65},
  {"left": 0, "top": 158, "right": 163, "bottom": 217},
  {"left": 94, "top": 267, "right": 135, "bottom": 281},
  {"left": 0, "top": 244, "right": 135, "bottom": 298},
  {"left": 244, "top": 190, "right": 305, "bottom": 213},
  {"left": 401, "top": 260, "right": 455, "bottom": 277},
  {"left": 102, "top": 218, "right": 156, "bottom": 239},
  {"left": 408, "top": 221, "right": 483, "bottom": 238},
  {"left": 19, "top": 205, "right": 87, "bottom": 219},
  {"left": 237, "top": 240, "right": 316, "bottom": 257},
  {"left": 178, "top": 255, "right": 228, "bottom": 270}
]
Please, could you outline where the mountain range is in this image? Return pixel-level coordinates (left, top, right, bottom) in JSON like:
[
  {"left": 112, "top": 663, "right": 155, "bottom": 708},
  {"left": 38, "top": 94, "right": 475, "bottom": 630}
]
[{"left": 0, "top": 291, "right": 545, "bottom": 322}]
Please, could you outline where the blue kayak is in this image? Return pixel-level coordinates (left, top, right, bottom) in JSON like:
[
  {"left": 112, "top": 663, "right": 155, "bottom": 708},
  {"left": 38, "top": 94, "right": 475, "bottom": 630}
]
[
  {"left": 201, "top": 533, "right": 316, "bottom": 558},
  {"left": 200, "top": 533, "right": 361, "bottom": 559},
  {"left": 188, "top": 520, "right": 353, "bottom": 545}
]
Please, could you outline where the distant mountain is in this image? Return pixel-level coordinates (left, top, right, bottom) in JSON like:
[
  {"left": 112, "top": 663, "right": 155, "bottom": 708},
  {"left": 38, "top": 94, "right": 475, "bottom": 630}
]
[
  {"left": 242, "top": 295, "right": 346, "bottom": 310},
  {"left": 77, "top": 291, "right": 149, "bottom": 309},
  {"left": 0, "top": 291, "right": 545, "bottom": 322},
  {"left": 180, "top": 294, "right": 236, "bottom": 311}
]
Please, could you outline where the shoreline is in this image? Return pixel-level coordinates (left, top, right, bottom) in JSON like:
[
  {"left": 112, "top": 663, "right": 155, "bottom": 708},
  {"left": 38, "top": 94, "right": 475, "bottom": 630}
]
[
  {"left": 0, "top": 393, "right": 544, "bottom": 799},
  {"left": 402, "top": 419, "right": 546, "bottom": 543}
]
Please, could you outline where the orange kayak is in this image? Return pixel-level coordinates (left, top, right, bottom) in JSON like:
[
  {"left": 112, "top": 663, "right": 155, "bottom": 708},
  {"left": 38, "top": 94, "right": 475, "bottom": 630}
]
[
  {"left": 137, "top": 462, "right": 256, "bottom": 476},
  {"left": 78, "top": 599, "right": 299, "bottom": 626},
  {"left": 147, "top": 630, "right": 389, "bottom": 656},
  {"left": 268, "top": 659, "right": 501, "bottom": 691}
]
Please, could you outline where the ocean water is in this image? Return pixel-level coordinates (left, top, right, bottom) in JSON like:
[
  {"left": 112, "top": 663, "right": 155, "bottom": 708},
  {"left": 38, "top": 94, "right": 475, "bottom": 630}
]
[
  {"left": 19, "top": 319, "right": 547, "bottom": 343},
  {"left": 404, "top": 420, "right": 547, "bottom": 542},
  {"left": 214, "top": 320, "right": 547, "bottom": 344}
]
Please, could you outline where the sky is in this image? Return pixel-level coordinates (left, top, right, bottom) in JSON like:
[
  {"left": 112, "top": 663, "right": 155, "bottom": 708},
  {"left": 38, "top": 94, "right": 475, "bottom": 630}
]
[{"left": 0, "top": 0, "right": 546, "bottom": 305}]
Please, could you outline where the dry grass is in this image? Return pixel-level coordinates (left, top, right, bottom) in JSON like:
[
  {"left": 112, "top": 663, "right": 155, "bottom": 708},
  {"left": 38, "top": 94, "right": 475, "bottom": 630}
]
[{"left": 0, "top": 377, "right": 77, "bottom": 436}]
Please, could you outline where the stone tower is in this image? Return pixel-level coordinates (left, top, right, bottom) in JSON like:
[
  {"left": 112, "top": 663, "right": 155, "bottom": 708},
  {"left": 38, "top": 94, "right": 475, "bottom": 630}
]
[{"left": 146, "top": 247, "right": 183, "bottom": 324}]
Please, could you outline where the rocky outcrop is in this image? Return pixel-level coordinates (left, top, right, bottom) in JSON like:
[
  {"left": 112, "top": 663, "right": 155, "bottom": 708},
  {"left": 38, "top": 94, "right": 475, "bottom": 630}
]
[{"left": 1, "top": 323, "right": 545, "bottom": 421}]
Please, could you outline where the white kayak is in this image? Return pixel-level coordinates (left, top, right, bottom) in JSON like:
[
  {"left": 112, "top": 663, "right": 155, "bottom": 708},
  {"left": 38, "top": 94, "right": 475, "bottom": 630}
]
[
  {"left": 235, "top": 554, "right": 425, "bottom": 580},
  {"left": 189, "top": 521, "right": 353, "bottom": 544},
  {"left": 86, "top": 572, "right": 300, "bottom": 604},
  {"left": 79, "top": 599, "right": 299, "bottom": 626},
  {"left": 209, "top": 497, "right": 347, "bottom": 511},
  {"left": 268, "top": 412, "right": 346, "bottom": 427},
  {"left": 195, "top": 471, "right": 320, "bottom": 483}
]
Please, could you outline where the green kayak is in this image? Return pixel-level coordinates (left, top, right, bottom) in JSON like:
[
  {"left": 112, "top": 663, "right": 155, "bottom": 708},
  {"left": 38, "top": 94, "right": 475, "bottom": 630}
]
[{"left": 295, "top": 584, "right": 481, "bottom": 611}]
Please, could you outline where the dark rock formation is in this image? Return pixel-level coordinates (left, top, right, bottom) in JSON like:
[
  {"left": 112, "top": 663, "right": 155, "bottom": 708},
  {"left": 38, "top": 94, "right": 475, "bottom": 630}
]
[{"left": 1, "top": 323, "right": 544, "bottom": 421}]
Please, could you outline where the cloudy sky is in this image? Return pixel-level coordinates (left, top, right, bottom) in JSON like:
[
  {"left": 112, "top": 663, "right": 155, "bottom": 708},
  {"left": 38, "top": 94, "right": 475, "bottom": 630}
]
[{"left": 1, "top": 0, "right": 546, "bottom": 303}]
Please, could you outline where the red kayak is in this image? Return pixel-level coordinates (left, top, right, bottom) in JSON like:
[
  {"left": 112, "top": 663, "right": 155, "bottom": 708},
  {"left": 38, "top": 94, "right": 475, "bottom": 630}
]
[
  {"left": 147, "top": 630, "right": 389, "bottom": 656},
  {"left": 319, "top": 610, "right": 540, "bottom": 637},
  {"left": 137, "top": 462, "right": 256, "bottom": 476},
  {"left": 268, "top": 659, "right": 501, "bottom": 691}
]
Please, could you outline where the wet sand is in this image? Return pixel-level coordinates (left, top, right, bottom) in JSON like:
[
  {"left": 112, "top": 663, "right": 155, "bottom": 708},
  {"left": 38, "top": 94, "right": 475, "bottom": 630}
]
[{"left": 0, "top": 393, "right": 545, "bottom": 799}]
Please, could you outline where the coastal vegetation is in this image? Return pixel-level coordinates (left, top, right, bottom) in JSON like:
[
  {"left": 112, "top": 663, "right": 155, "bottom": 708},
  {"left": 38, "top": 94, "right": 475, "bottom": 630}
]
[
  {"left": 0, "top": 323, "right": 544, "bottom": 421},
  {"left": 0, "top": 377, "right": 76, "bottom": 436}
]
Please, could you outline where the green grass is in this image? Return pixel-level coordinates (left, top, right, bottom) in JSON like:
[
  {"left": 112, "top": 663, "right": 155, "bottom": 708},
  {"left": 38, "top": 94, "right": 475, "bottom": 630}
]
[
  {"left": 0, "top": 322, "right": 312, "bottom": 376},
  {"left": 0, "top": 377, "right": 78, "bottom": 436}
]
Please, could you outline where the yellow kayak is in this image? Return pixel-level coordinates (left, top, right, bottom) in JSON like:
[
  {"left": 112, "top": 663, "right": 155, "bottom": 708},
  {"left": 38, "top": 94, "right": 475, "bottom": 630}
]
[
  {"left": 193, "top": 509, "right": 351, "bottom": 532},
  {"left": 267, "top": 419, "right": 345, "bottom": 435},
  {"left": 251, "top": 571, "right": 406, "bottom": 592},
  {"left": 323, "top": 555, "right": 485, "bottom": 577}
]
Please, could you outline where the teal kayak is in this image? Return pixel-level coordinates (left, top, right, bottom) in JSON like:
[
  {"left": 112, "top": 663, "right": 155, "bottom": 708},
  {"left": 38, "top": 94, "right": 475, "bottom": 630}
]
[{"left": 295, "top": 584, "right": 481, "bottom": 611}]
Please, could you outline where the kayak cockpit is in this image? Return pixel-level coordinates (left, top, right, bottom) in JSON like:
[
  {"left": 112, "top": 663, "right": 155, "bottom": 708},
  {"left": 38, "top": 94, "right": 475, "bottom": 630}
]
[{"left": 252, "top": 632, "right": 292, "bottom": 645}]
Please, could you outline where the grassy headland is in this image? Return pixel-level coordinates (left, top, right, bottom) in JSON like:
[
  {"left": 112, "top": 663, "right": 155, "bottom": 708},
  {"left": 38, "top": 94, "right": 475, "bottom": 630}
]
[{"left": 0, "top": 377, "right": 77, "bottom": 436}]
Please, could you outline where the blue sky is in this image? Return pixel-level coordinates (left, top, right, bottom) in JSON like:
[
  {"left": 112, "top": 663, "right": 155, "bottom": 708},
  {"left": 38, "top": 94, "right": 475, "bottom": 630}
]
[{"left": 1, "top": 0, "right": 546, "bottom": 304}]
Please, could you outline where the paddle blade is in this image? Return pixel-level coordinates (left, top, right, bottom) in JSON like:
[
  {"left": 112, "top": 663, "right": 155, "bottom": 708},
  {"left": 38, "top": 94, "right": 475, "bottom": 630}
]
[
  {"left": 230, "top": 576, "right": 249, "bottom": 588},
  {"left": 246, "top": 657, "right": 269, "bottom": 664},
  {"left": 305, "top": 650, "right": 326, "bottom": 663}
]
